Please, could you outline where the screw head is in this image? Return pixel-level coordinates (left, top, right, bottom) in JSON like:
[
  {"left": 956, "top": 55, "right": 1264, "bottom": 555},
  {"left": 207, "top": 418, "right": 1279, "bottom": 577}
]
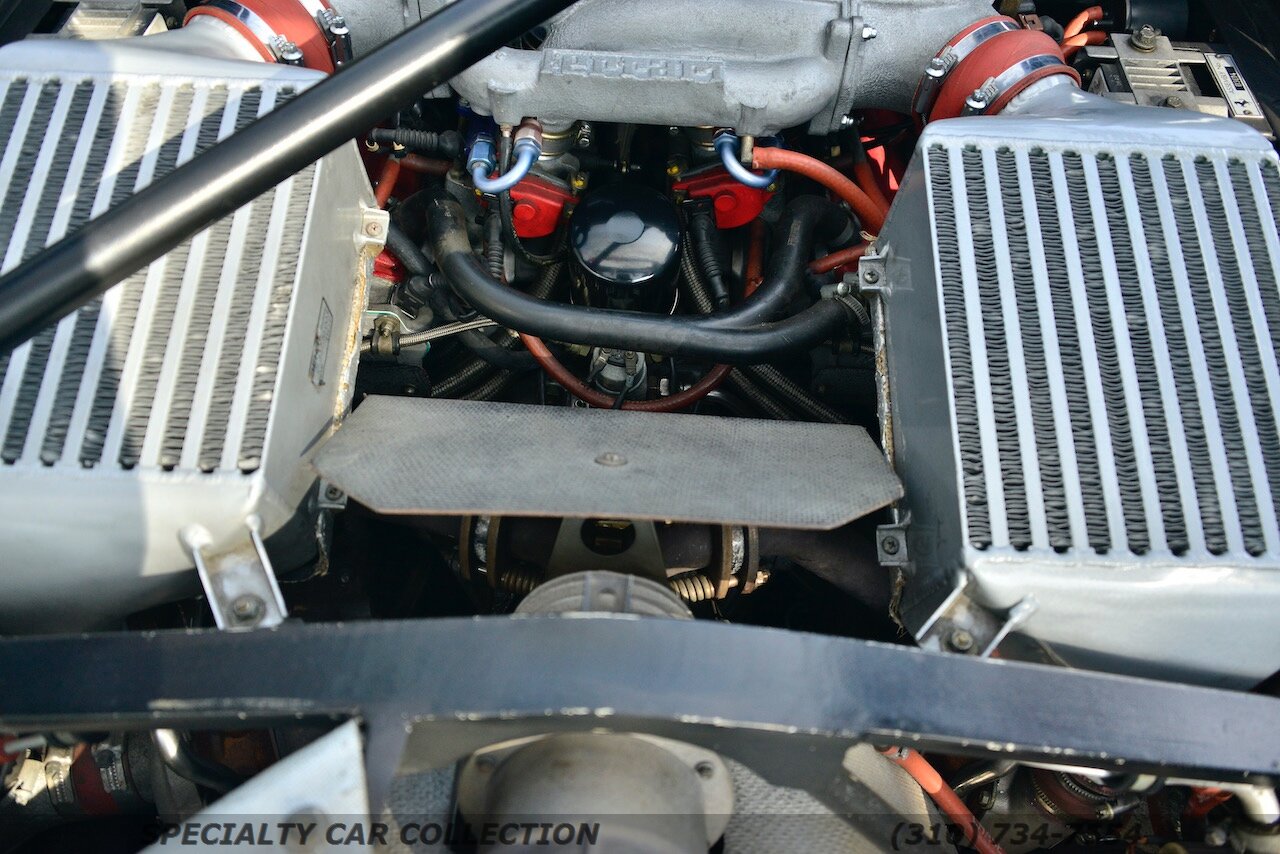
[
  {"left": 364, "top": 220, "right": 384, "bottom": 237},
  {"left": 840, "top": 115, "right": 857, "bottom": 128},
  {"left": 863, "top": 269, "right": 880, "bottom": 285},
  {"left": 230, "top": 595, "right": 264, "bottom": 624},
  {"left": 324, "top": 485, "right": 343, "bottom": 501},
  {"left": 594, "top": 451, "right": 627, "bottom": 467},
  {"left": 861, "top": 25, "right": 878, "bottom": 40},
  {"left": 1130, "top": 24, "right": 1158, "bottom": 51},
  {"left": 1164, "top": 94, "right": 1186, "bottom": 109},
  {"left": 880, "top": 535, "right": 900, "bottom": 555},
  {"left": 947, "top": 628, "right": 976, "bottom": 653}
]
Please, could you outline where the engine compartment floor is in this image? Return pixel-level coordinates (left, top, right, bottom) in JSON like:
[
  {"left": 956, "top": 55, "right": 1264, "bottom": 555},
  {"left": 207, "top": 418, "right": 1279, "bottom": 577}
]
[{"left": 314, "top": 396, "right": 901, "bottom": 529}]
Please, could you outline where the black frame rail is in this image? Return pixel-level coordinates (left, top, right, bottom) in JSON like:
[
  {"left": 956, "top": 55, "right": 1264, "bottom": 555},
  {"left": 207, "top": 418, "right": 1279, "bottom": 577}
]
[{"left": 0, "top": 616, "right": 1277, "bottom": 814}]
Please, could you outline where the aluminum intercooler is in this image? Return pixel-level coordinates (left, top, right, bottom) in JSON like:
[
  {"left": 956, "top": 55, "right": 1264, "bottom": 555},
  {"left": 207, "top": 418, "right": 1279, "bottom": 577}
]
[
  {"left": 875, "top": 104, "right": 1280, "bottom": 687},
  {"left": 0, "top": 40, "right": 376, "bottom": 631}
]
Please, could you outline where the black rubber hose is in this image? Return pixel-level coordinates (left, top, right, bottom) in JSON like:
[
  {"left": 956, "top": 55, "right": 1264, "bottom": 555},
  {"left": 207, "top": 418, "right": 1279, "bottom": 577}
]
[
  {"left": 727, "top": 370, "right": 792, "bottom": 420},
  {"left": 681, "top": 213, "right": 846, "bottom": 424},
  {"left": 427, "top": 286, "right": 537, "bottom": 371},
  {"left": 430, "top": 261, "right": 567, "bottom": 394},
  {"left": 369, "top": 128, "right": 463, "bottom": 159},
  {"left": 461, "top": 370, "right": 517, "bottom": 401},
  {"left": 743, "top": 364, "right": 845, "bottom": 423},
  {"left": 695, "top": 196, "right": 853, "bottom": 331},
  {"left": 686, "top": 202, "right": 730, "bottom": 308},
  {"left": 0, "top": 0, "right": 581, "bottom": 353},
  {"left": 152, "top": 730, "right": 244, "bottom": 795},
  {"left": 431, "top": 357, "right": 491, "bottom": 398},
  {"left": 485, "top": 211, "right": 506, "bottom": 281},
  {"left": 386, "top": 223, "right": 430, "bottom": 278},
  {"left": 426, "top": 191, "right": 860, "bottom": 363}
]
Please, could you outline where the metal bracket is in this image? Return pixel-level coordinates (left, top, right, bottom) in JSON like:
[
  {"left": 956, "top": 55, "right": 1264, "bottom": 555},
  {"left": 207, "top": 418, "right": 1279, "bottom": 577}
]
[
  {"left": 915, "top": 574, "right": 1038, "bottom": 658},
  {"left": 856, "top": 249, "right": 887, "bottom": 296},
  {"left": 875, "top": 519, "right": 909, "bottom": 567},
  {"left": 356, "top": 206, "right": 390, "bottom": 250},
  {"left": 184, "top": 517, "right": 289, "bottom": 630}
]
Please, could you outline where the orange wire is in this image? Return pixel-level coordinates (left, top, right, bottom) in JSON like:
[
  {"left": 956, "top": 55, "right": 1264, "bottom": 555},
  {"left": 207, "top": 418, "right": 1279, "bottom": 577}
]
[
  {"left": 853, "top": 159, "right": 891, "bottom": 217},
  {"left": 752, "top": 146, "right": 885, "bottom": 234},
  {"left": 881, "top": 747, "right": 1006, "bottom": 854},
  {"left": 1062, "top": 5, "right": 1103, "bottom": 40},
  {"left": 808, "top": 243, "right": 868, "bottom": 275},
  {"left": 520, "top": 333, "right": 732, "bottom": 411},
  {"left": 374, "top": 157, "right": 401, "bottom": 208},
  {"left": 1061, "top": 29, "right": 1106, "bottom": 59}
]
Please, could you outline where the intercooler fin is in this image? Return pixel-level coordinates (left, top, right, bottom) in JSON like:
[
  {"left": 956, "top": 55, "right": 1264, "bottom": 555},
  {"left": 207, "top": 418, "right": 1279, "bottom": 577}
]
[
  {"left": 928, "top": 146, "right": 992, "bottom": 548},
  {"left": 0, "top": 73, "right": 312, "bottom": 476},
  {"left": 1129, "top": 155, "right": 1228, "bottom": 555},
  {"left": 926, "top": 141, "right": 1280, "bottom": 560},
  {"left": 995, "top": 149, "right": 1071, "bottom": 552}
]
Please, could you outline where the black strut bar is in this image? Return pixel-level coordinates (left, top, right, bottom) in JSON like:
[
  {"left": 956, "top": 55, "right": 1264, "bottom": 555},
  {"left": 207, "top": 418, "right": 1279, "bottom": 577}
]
[{"left": 0, "top": 0, "right": 580, "bottom": 353}]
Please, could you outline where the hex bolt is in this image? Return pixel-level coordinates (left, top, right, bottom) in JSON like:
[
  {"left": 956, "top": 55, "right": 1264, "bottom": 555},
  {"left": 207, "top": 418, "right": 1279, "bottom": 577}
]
[
  {"left": 1130, "top": 24, "right": 1158, "bottom": 51},
  {"left": 1164, "top": 94, "right": 1186, "bottom": 109},
  {"left": 594, "top": 452, "right": 627, "bottom": 467},
  {"left": 947, "top": 628, "right": 976, "bottom": 653},
  {"left": 861, "top": 26, "right": 878, "bottom": 40},
  {"left": 695, "top": 761, "right": 716, "bottom": 779},
  {"left": 230, "top": 595, "right": 264, "bottom": 624},
  {"left": 880, "top": 535, "right": 900, "bottom": 555}
]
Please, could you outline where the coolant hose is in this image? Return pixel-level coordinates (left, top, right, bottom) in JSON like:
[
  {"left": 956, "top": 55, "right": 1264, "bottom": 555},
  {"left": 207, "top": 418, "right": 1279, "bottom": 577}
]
[
  {"left": 752, "top": 147, "right": 886, "bottom": 234},
  {"left": 425, "top": 191, "right": 861, "bottom": 363}
]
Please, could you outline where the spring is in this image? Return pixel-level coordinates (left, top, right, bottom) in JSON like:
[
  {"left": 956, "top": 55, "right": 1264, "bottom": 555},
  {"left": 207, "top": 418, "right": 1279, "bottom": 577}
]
[
  {"left": 496, "top": 566, "right": 541, "bottom": 597},
  {"left": 669, "top": 571, "right": 717, "bottom": 603}
]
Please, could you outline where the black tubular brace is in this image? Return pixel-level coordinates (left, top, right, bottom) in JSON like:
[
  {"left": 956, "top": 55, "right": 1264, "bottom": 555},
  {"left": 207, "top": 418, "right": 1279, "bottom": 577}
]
[
  {"left": 426, "top": 191, "right": 861, "bottom": 363},
  {"left": 0, "top": 0, "right": 581, "bottom": 353}
]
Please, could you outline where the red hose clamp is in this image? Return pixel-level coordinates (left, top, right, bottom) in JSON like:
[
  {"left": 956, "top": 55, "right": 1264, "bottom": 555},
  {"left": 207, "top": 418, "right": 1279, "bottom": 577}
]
[
  {"left": 914, "top": 15, "right": 1079, "bottom": 123},
  {"left": 185, "top": 0, "right": 353, "bottom": 73}
]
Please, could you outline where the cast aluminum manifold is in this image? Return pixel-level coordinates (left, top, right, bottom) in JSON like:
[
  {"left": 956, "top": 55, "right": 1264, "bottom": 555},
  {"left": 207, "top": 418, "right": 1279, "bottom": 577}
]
[
  {"left": 334, "top": 0, "right": 994, "bottom": 135},
  {"left": 0, "top": 38, "right": 377, "bottom": 632},
  {"left": 873, "top": 86, "right": 1280, "bottom": 688}
]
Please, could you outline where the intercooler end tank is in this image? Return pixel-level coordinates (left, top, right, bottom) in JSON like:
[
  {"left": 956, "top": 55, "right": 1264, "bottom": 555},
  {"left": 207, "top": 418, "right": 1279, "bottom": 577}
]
[
  {"left": 0, "top": 39, "right": 376, "bottom": 631},
  {"left": 874, "top": 100, "right": 1280, "bottom": 687}
]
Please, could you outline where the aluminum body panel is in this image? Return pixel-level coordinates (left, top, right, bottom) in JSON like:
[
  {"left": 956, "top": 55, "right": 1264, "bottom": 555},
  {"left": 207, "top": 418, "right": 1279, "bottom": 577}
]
[
  {"left": 876, "top": 97, "right": 1280, "bottom": 687},
  {"left": 0, "top": 40, "right": 373, "bottom": 631}
]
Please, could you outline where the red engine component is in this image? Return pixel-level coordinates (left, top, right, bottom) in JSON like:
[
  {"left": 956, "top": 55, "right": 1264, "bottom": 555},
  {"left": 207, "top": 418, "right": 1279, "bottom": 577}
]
[
  {"left": 915, "top": 16, "right": 1078, "bottom": 123},
  {"left": 373, "top": 249, "right": 404, "bottom": 284},
  {"left": 186, "top": 0, "right": 341, "bottom": 73},
  {"left": 672, "top": 167, "right": 772, "bottom": 230},
  {"left": 508, "top": 176, "right": 576, "bottom": 239}
]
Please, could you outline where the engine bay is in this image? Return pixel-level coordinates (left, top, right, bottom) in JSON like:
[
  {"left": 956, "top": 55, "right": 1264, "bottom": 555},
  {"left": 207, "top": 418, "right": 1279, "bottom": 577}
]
[{"left": 0, "top": 0, "right": 1278, "bottom": 851}]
